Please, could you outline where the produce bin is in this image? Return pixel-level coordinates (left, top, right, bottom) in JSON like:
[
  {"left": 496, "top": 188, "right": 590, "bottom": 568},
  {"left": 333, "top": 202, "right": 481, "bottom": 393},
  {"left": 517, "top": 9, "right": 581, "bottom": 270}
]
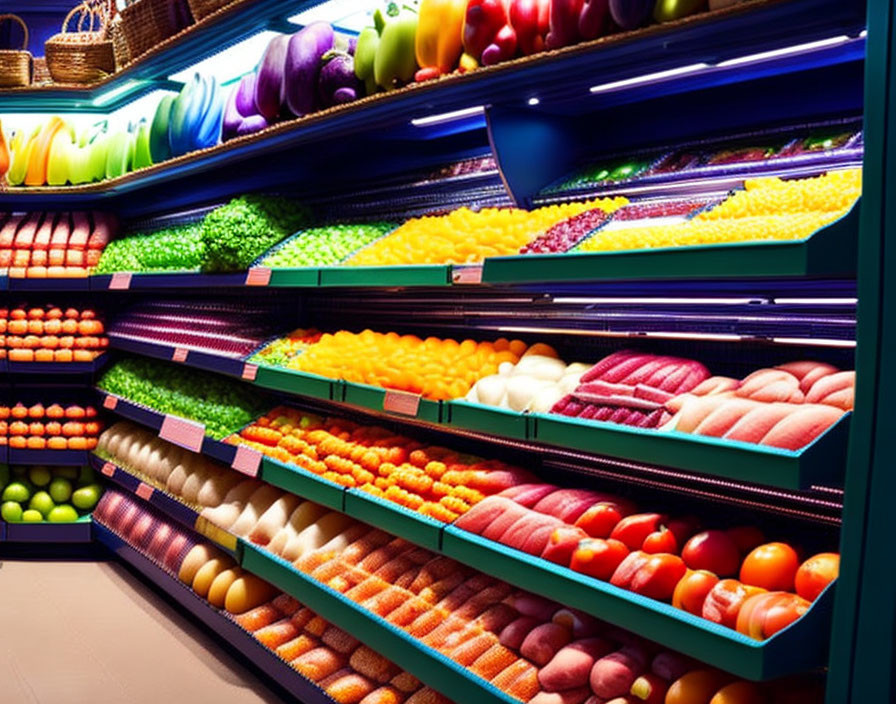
[
  {"left": 483, "top": 201, "right": 860, "bottom": 283},
  {"left": 531, "top": 411, "right": 851, "bottom": 490},
  {"left": 445, "top": 400, "right": 530, "bottom": 440},
  {"left": 319, "top": 265, "right": 453, "bottom": 287},
  {"left": 340, "top": 381, "right": 442, "bottom": 423},
  {"left": 4, "top": 514, "right": 93, "bottom": 543},
  {"left": 91, "top": 271, "right": 251, "bottom": 290},
  {"left": 267, "top": 267, "right": 320, "bottom": 287},
  {"left": 8, "top": 448, "right": 90, "bottom": 465},
  {"left": 253, "top": 365, "right": 335, "bottom": 401},
  {"left": 344, "top": 489, "right": 444, "bottom": 551},
  {"left": 260, "top": 456, "right": 346, "bottom": 512},
  {"left": 441, "top": 525, "right": 834, "bottom": 681},
  {"left": 109, "top": 336, "right": 246, "bottom": 378},
  {"left": 240, "top": 542, "right": 518, "bottom": 704}
]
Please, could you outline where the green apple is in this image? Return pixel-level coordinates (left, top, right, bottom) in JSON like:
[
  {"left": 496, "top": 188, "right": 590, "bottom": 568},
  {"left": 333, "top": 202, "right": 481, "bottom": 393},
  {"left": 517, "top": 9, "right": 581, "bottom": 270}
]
[
  {"left": 48, "top": 478, "right": 73, "bottom": 504},
  {"left": 72, "top": 484, "right": 101, "bottom": 511},
  {"left": 29, "top": 466, "right": 52, "bottom": 487},
  {"left": 2, "top": 481, "right": 31, "bottom": 504},
  {"left": 21, "top": 509, "right": 43, "bottom": 523},
  {"left": 48, "top": 505, "right": 78, "bottom": 523},
  {"left": 1, "top": 501, "right": 23, "bottom": 522},
  {"left": 29, "top": 491, "right": 55, "bottom": 518}
]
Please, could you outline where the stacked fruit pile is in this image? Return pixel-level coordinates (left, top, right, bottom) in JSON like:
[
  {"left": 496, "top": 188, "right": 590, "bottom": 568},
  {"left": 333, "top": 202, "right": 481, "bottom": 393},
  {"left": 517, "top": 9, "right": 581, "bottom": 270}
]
[
  {"left": 248, "top": 329, "right": 323, "bottom": 367},
  {"left": 0, "top": 211, "right": 114, "bottom": 277},
  {"left": 261, "top": 223, "right": 398, "bottom": 268},
  {"left": 1, "top": 402, "right": 103, "bottom": 450},
  {"left": 456, "top": 480, "right": 838, "bottom": 640},
  {"left": 285, "top": 330, "right": 533, "bottom": 400},
  {"left": 230, "top": 406, "right": 536, "bottom": 522},
  {"left": 2, "top": 305, "right": 106, "bottom": 363},
  {"left": 93, "top": 223, "right": 205, "bottom": 274},
  {"left": 345, "top": 199, "right": 625, "bottom": 266},
  {"left": 0, "top": 464, "right": 101, "bottom": 523},
  {"left": 97, "top": 357, "right": 269, "bottom": 439},
  {"left": 577, "top": 170, "right": 861, "bottom": 252},
  {"left": 109, "top": 301, "right": 281, "bottom": 359}
]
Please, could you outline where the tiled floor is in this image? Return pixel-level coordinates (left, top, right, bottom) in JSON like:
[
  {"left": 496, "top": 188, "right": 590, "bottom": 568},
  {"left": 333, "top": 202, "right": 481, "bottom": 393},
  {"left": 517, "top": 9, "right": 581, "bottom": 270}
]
[{"left": 0, "top": 559, "right": 284, "bottom": 703}]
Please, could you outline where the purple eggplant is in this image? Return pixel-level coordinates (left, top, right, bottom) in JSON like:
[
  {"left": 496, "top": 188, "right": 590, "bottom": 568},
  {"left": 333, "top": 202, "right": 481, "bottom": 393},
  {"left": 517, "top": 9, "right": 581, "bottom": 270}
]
[
  {"left": 283, "top": 21, "right": 335, "bottom": 117},
  {"left": 235, "top": 73, "right": 257, "bottom": 117},
  {"left": 579, "top": 0, "right": 611, "bottom": 39},
  {"left": 609, "top": 0, "right": 653, "bottom": 29},
  {"left": 255, "top": 34, "right": 289, "bottom": 120},
  {"left": 236, "top": 114, "right": 269, "bottom": 137},
  {"left": 223, "top": 85, "right": 243, "bottom": 140},
  {"left": 318, "top": 50, "right": 362, "bottom": 108}
]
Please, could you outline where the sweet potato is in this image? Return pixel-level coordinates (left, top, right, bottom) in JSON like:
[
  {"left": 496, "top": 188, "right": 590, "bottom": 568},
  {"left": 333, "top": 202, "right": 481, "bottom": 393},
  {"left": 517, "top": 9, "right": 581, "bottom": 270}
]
[
  {"left": 520, "top": 622, "right": 573, "bottom": 666},
  {"left": 498, "top": 482, "right": 558, "bottom": 508},
  {"left": 539, "top": 638, "right": 615, "bottom": 691},
  {"left": 499, "top": 615, "right": 542, "bottom": 650},
  {"left": 528, "top": 689, "right": 593, "bottom": 704},
  {"left": 760, "top": 404, "right": 845, "bottom": 450},
  {"left": 723, "top": 403, "right": 796, "bottom": 444},
  {"left": 693, "top": 399, "right": 762, "bottom": 437},
  {"left": 589, "top": 645, "right": 649, "bottom": 698},
  {"left": 454, "top": 496, "right": 522, "bottom": 536}
]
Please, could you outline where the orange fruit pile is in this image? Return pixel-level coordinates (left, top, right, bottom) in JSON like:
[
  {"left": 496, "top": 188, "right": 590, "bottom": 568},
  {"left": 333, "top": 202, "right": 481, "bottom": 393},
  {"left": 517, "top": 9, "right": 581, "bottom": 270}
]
[
  {"left": 289, "top": 330, "right": 530, "bottom": 401},
  {"left": 230, "top": 407, "right": 534, "bottom": 522}
]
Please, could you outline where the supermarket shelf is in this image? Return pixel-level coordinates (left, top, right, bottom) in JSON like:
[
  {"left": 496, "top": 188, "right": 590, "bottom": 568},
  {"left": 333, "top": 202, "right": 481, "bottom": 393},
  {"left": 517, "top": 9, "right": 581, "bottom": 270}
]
[
  {"left": 440, "top": 525, "right": 834, "bottom": 681},
  {"left": 6, "top": 275, "right": 91, "bottom": 291},
  {"left": 7, "top": 356, "right": 109, "bottom": 376},
  {"left": 92, "top": 271, "right": 252, "bottom": 290},
  {"left": 1, "top": 515, "right": 93, "bottom": 543},
  {"left": 258, "top": 456, "right": 345, "bottom": 512},
  {"left": 240, "top": 541, "right": 518, "bottom": 704},
  {"left": 108, "top": 335, "right": 247, "bottom": 379},
  {"left": 483, "top": 201, "right": 861, "bottom": 283},
  {"left": 0, "top": 0, "right": 308, "bottom": 112},
  {"left": 0, "top": 0, "right": 865, "bottom": 212},
  {"left": 88, "top": 453, "right": 240, "bottom": 558},
  {"left": 6, "top": 448, "right": 90, "bottom": 465},
  {"left": 92, "top": 522, "right": 335, "bottom": 704},
  {"left": 96, "top": 391, "right": 239, "bottom": 466},
  {"left": 343, "top": 489, "right": 444, "bottom": 552}
]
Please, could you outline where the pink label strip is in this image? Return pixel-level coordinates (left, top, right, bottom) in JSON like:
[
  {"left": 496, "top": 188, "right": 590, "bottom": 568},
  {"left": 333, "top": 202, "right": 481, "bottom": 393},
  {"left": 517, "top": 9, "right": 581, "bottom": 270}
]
[
  {"left": 135, "top": 482, "right": 154, "bottom": 501},
  {"left": 101, "top": 462, "right": 115, "bottom": 477},
  {"left": 103, "top": 395, "right": 119, "bottom": 410},
  {"left": 172, "top": 347, "right": 189, "bottom": 363},
  {"left": 232, "top": 445, "right": 262, "bottom": 477},
  {"left": 383, "top": 390, "right": 421, "bottom": 416},
  {"left": 159, "top": 415, "right": 205, "bottom": 453},
  {"left": 109, "top": 272, "right": 133, "bottom": 290},
  {"left": 242, "top": 363, "right": 258, "bottom": 381},
  {"left": 245, "top": 267, "right": 272, "bottom": 286}
]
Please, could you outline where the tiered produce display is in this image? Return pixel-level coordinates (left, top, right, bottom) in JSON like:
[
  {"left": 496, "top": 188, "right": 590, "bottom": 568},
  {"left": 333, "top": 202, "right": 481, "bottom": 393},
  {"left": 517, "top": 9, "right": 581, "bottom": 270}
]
[
  {"left": 1, "top": 304, "right": 107, "bottom": 362},
  {"left": 1, "top": 402, "right": 103, "bottom": 451}
]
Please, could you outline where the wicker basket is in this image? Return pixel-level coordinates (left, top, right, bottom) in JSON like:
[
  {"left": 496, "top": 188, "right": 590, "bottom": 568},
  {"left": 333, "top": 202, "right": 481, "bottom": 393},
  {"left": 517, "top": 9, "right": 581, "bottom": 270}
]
[
  {"left": 0, "top": 14, "right": 32, "bottom": 88},
  {"left": 108, "top": 13, "right": 131, "bottom": 69},
  {"left": 187, "top": 0, "right": 232, "bottom": 22},
  {"left": 44, "top": 2, "right": 115, "bottom": 84},
  {"left": 119, "top": 0, "right": 190, "bottom": 63}
]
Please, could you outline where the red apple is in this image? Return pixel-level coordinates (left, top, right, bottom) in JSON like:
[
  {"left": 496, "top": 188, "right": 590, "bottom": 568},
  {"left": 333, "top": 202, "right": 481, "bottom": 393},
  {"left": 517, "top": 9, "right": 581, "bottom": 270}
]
[{"left": 682, "top": 530, "right": 741, "bottom": 577}]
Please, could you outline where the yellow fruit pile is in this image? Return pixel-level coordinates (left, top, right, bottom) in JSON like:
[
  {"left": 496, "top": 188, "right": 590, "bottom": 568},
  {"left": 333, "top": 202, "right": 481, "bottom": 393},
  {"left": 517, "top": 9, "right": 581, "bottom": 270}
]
[
  {"left": 346, "top": 198, "right": 626, "bottom": 266},
  {"left": 578, "top": 169, "right": 861, "bottom": 253},
  {"left": 287, "top": 330, "right": 529, "bottom": 400}
]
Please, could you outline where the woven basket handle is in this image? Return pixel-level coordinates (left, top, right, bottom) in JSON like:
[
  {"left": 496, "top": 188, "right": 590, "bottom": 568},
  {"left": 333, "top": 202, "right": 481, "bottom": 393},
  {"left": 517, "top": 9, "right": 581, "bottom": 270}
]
[
  {"left": 0, "top": 14, "right": 29, "bottom": 50},
  {"left": 61, "top": 2, "right": 108, "bottom": 35}
]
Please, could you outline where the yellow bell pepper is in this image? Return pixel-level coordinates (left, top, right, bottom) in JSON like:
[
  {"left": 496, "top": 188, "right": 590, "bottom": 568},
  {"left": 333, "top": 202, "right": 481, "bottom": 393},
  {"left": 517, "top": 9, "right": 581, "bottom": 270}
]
[
  {"left": 415, "top": 0, "right": 467, "bottom": 77},
  {"left": 0, "top": 120, "right": 9, "bottom": 181}
]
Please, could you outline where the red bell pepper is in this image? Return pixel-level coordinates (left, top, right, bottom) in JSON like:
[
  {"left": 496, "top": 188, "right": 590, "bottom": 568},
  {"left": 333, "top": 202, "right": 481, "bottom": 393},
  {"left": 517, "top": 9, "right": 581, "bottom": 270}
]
[
  {"left": 546, "top": 0, "right": 585, "bottom": 49},
  {"left": 609, "top": 512, "right": 667, "bottom": 550},
  {"left": 463, "top": 0, "right": 517, "bottom": 65},
  {"left": 510, "top": 0, "right": 550, "bottom": 55}
]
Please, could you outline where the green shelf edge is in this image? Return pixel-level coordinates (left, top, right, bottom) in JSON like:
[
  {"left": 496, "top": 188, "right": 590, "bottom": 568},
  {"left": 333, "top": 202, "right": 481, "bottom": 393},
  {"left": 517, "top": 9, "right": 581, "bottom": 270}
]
[
  {"left": 531, "top": 411, "right": 850, "bottom": 491},
  {"left": 343, "top": 490, "right": 444, "bottom": 552},
  {"left": 482, "top": 200, "right": 860, "bottom": 283},
  {"left": 445, "top": 401, "right": 530, "bottom": 440},
  {"left": 267, "top": 268, "right": 321, "bottom": 287},
  {"left": 240, "top": 542, "right": 517, "bottom": 704},
  {"left": 340, "top": 382, "right": 442, "bottom": 424},
  {"left": 441, "top": 526, "right": 833, "bottom": 681},
  {"left": 319, "top": 265, "right": 452, "bottom": 287},
  {"left": 260, "top": 457, "right": 346, "bottom": 512},
  {"left": 253, "top": 366, "right": 335, "bottom": 401}
]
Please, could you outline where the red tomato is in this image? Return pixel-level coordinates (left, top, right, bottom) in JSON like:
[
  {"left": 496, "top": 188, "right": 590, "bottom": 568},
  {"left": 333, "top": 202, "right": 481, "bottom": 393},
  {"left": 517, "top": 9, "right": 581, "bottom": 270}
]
[
  {"left": 642, "top": 527, "right": 678, "bottom": 554},
  {"left": 570, "top": 538, "right": 630, "bottom": 581},
  {"left": 682, "top": 530, "right": 741, "bottom": 577},
  {"left": 702, "top": 579, "right": 767, "bottom": 628},
  {"left": 666, "top": 515, "right": 702, "bottom": 546},
  {"left": 736, "top": 591, "right": 811, "bottom": 640},
  {"left": 542, "top": 525, "right": 590, "bottom": 566},
  {"left": 628, "top": 553, "right": 688, "bottom": 601},
  {"left": 740, "top": 543, "right": 800, "bottom": 591},
  {"left": 575, "top": 501, "right": 631, "bottom": 538},
  {"left": 672, "top": 569, "right": 720, "bottom": 615},
  {"left": 794, "top": 553, "right": 839, "bottom": 601},
  {"left": 610, "top": 513, "right": 667, "bottom": 550}
]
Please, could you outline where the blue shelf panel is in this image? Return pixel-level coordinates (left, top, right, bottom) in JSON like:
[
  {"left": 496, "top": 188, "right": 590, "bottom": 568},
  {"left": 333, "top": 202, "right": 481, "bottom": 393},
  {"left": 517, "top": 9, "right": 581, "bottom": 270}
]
[
  {"left": 92, "top": 522, "right": 336, "bottom": 704},
  {"left": 2, "top": 516, "right": 93, "bottom": 543},
  {"left": 108, "top": 336, "right": 246, "bottom": 378},
  {"left": 8, "top": 356, "right": 109, "bottom": 376},
  {"left": 91, "top": 272, "right": 252, "bottom": 290},
  {"left": 7, "top": 448, "right": 89, "bottom": 466},
  {"left": 7, "top": 276, "right": 91, "bottom": 291}
]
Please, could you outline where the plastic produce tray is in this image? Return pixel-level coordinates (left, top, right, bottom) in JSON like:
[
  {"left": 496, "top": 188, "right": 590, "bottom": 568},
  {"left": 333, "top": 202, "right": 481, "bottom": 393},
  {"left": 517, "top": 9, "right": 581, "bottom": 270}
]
[
  {"left": 108, "top": 335, "right": 246, "bottom": 378},
  {"left": 343, "top": 489, "right": 444, "bottom": 551},
  {"left": 445, "top": 401, "right": 530, "bottom": 440},
  {"left": 3, "top": 514, "right": 93, "bottom": 543},
  {"left": 319, "top": 265, "right": 453, "bottom": 288},
  {"left": 483, "top": 200, "right": 860, "bottom": 283},
  {"left": 441, "top": 525, "right": 834, "bottom": 681},
  {"left": 339, "top": 381, "right": 442, "bottom": 424},
  {"left": 240, "top": 542, "right": 517, "bottom": 704},
  {"left": 531, "top": 411, "right": 850, "bottom": 490},
  {"left": 7, "top": 448, "right": 90, "bottom": 465},
  {"left": 253, "top": 365, "right": 336, "bottom": 401},
  {"left": 259, "top": 456, "right": 346, "bottom": 512}
]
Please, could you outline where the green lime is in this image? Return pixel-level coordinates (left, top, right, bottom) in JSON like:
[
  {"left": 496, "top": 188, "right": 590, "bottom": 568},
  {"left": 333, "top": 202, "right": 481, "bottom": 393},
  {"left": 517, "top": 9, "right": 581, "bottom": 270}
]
[
  {"left": 2, "top": 482, "right": 31, "bottom": 504},
  {"left": 21, "top": 509, "right": 43, "bottom": 523},
  {"left": 28, "top": 466, "right": 52, "bottom": 487},
  {"left": 48, "top": 478, "right": 73, "bottom": 504},
  {"left": 29, "top": 491, "right": 55, "bottom": 518},
  {"left": 48, "top": 505, "right": 79, "bottom": 523},
  {"left": 1, "top": 501, "right": 23, "bottom": 522}
]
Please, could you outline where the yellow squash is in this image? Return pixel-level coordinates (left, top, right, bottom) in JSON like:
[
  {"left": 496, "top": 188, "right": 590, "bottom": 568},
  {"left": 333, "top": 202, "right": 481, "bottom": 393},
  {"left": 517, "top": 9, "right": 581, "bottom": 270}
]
[
  {"left": 415, "top": 0, "right": 467, "bottom": 75},
  {"left": 25, "top": 116, "right": 65, "bottom": 186}
]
